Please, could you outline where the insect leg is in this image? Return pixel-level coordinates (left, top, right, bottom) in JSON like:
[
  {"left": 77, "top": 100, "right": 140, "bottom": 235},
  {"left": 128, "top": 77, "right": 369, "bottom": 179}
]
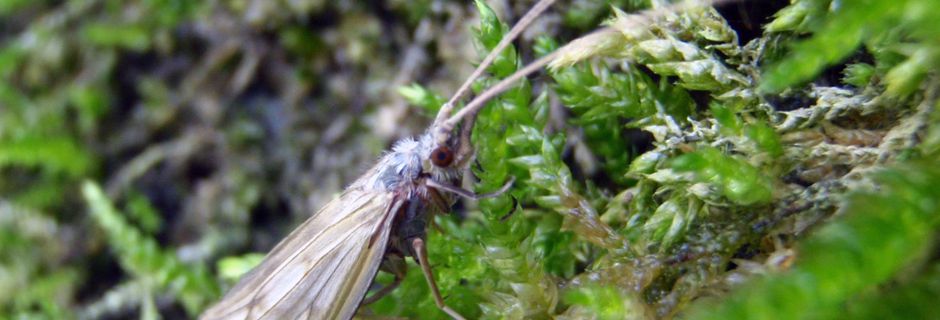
[
  {"left": 411, "top": 237, "right": 466, "bottom": 320},
  {"left": 427, "top": 176, "right": 515, "bottom": 200},
  {"left": 425, "top": 188, "right": 451, "bottom": 214}
]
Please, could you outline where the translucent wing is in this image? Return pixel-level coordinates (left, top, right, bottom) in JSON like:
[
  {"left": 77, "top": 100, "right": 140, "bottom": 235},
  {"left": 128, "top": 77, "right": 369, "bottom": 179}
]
[{"left": 200, "top": 186, "right": 399, "bottom": 320}]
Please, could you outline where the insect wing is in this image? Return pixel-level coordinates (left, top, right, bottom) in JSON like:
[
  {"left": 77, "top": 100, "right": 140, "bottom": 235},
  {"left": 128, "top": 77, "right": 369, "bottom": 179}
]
[{"left": 200, "top": 187, "right": 399, "bottom": 320}]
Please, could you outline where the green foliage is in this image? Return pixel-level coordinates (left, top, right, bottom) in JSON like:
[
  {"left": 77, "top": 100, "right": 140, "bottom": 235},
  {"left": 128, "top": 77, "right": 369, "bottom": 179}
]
[
  {"left": 472, "top": 0, "right": 518, "bottom": 78},
  {"left": 761, "top": 0, "right": 940, "bottom": 95},
  {"left": 842, "top": 63, "right": 875, "bottom": 88},
  {"left": 215, "top": 253, "right": 265, "bottom": 283},
  {"left": 0, "top": 201, "right": 76, "bottom": 318},
  {"left": 83, "top": 23, "right": 151, "bottom": 51},
  {"left": 0, "top": 136, "right": 91, "bottom": 178},
  {"left": 564, "top": 285, "right": 646, "bottom": 320},
  {"left": 563, "top": 0, "right": 647, "bottom": 29},
  {"left": 549, "top": 40, "right": 694, "bottom": 183},
  {"left": 843, "top": 263, "right": 940, "bottom": 320},
  {"left": 125, "top": 191, "right": 163, "bottom": 235},
  {"left": 492, "top": 1, "right": 938, "bottom": 318},
  {"left": 745, "top": 123, "right": 784, "bottom": 158},
  {"left": 671, "top": 147, "right": 772, "bottom": 205},
  {"left": 687, "top": 156, "right": 940, "bottom": 320},
  {"left": 399, "top": 83, "right": 447, "bottom": 114},
  {"left": 83, "top": 182, "right": 219, "bottom": 316}
]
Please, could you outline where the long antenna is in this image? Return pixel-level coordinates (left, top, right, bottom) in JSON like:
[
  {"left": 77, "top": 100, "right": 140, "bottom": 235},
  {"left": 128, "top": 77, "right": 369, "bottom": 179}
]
[
  {"left": 443, "top": 43, "right": 564, "bottom": 129},
  {"left": 440, "top": 0, "right": 733, "bottom": 131},
  {"left": 434, "top": 0, "right": 556, "bottom": 127}
]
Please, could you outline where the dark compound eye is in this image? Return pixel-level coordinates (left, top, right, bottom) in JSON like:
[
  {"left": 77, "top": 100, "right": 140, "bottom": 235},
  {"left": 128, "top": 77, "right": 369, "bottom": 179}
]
[{"left": 430, "top": 146, "right": 454, "bottom": 167}]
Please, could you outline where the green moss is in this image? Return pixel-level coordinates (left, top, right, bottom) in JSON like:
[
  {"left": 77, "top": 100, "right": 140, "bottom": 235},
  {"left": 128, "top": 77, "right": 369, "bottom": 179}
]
[
  {"left": 83, "top": 182, "right": 219, "bottom": 316},
  {"left": 688, "top": 157, "right": 940, "bottom": 320}
]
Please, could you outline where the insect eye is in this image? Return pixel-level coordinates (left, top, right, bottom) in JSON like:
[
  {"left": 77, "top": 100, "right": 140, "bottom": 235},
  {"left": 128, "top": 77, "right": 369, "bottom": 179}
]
[{"left": 430, "top": 146, "right": 454, "bottom": 167}]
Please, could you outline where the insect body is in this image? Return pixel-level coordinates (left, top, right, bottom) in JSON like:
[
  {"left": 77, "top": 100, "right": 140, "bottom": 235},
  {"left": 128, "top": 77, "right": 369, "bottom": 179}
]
[{"left": 200, "top": 133, "right": 472, "bottom": 319}]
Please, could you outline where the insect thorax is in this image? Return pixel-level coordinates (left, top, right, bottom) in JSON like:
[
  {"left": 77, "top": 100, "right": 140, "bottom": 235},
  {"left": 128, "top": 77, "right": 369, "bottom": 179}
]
[{"left": 357, "top": 132, "right": 460, "bottom": 195}]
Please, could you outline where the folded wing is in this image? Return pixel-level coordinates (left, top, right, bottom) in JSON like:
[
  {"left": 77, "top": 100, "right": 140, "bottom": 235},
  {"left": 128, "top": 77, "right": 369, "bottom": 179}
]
[{"left": 200, "top": 187, "right": 399, "bottom": 320}]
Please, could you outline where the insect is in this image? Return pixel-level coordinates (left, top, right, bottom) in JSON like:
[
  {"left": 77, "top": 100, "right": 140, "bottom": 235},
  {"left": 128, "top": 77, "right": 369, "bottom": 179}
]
[
  {"left": 199, "top": 0, "right": 719, "bottom": 318},
  {"left": 198, "top": 130, "right": 511, "bottom": 320}
]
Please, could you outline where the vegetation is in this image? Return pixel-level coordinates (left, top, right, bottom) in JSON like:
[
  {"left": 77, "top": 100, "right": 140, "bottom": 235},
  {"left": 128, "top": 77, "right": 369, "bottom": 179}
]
[{"left": 1, "top": 0, "right": 937, "bottom": 319}]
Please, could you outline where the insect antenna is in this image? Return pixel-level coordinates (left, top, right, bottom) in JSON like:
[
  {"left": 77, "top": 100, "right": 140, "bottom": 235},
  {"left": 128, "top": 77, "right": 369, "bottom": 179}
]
[
  {"left": 433, "top": 0, "right": 739, "bottom": 145},
  {"left": 433, "top": 0, "right": 557, "bottom": 130}
]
